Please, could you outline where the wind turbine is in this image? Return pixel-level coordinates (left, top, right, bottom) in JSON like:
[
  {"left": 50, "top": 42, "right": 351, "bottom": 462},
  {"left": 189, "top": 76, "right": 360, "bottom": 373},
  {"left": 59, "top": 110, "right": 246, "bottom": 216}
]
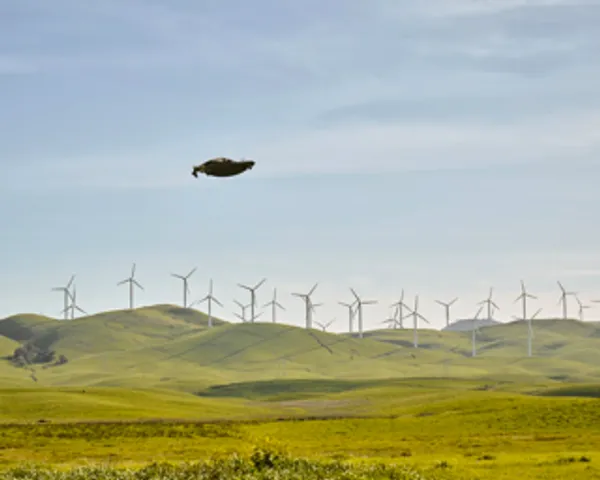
[
  {"left": 190, "top": 279, "right": 222, "bottom": 328},
  {"left": 171, "top": 267, "right": 196, "bottom": 308},
  {"left": 470, "top": 306, "right": 483, "bottom": 357},
  {"left": 263, "top": 288, "right": 285, "bottom": 323},
  {"left": 292, "top": 283, "right": 319, "bottom": 329},
  {"left": 238, "top": 278, "right": 266, "bottom": 323},
  {"left": 557, "top": 281, "right": 576, "bottom": 319},
  {"left": 390, "top": 290, "right": 408, "bottom": 328},
  {"left": 52, "top": 275, "right": 75, "bottom": 320},
  {"left": 478, "top": 287, "right": 499, "bottom": 321},
  {"left": 339, "top": 300, "right": 357, "bottom": 333},
  {"left": 575, "top": 295, "right": 591, "bottom": 322},
  {"left": 514, "top": 280, "right": 537, "bottom": 323},
  {"left": 382, "top": 307, "right": 400, "bottom": 329},
  {"left": 233, "top": 300, "right": 262, "bottom": 322},
  {"left": 435, "top": 297, "right": 458, "bottom": 327},
  {"left": 63, "top": 284, "right": 87, "bottom": 320},
  {"left": 514, "top": 280, "right": 537, "bottom": 357},
  {"left": 512, "top": 307, "right": 542, "bottom": 357},
  {"left": 350, "top": 288, "right": 377, "bottom": 339},
  {"left": 117, "top": 263, "right": 143, "bottom": 310},
  {"left": 404, "top": 295, "right": 430, "bottom": 348},
  {"left": 315, "top": 318, "right": 335, "bottom": 332}
]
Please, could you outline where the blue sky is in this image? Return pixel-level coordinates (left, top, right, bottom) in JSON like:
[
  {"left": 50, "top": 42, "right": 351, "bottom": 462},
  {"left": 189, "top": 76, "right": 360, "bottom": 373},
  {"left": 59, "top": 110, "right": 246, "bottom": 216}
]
[{"left": 2, "top": 0, "right": 600, "bottom": 331}]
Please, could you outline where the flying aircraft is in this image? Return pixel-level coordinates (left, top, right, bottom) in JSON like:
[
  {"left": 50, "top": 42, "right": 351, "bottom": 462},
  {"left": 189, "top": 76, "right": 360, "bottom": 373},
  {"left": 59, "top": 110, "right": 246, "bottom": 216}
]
[{"left": 191, "top": 157, "right": 255, "bottom": 178}]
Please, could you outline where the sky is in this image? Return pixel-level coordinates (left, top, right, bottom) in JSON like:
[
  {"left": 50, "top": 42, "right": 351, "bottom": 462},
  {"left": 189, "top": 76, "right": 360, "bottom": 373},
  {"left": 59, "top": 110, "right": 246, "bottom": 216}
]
[{"left": 2, "top": 0, "right": 600, "bottom": 332}]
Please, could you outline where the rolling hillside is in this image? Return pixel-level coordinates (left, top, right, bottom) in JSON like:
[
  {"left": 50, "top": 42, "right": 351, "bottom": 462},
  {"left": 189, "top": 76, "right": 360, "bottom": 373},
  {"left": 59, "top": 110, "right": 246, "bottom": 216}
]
[{"left": 2, "top": 306, "right": 600, "bottom": 392}]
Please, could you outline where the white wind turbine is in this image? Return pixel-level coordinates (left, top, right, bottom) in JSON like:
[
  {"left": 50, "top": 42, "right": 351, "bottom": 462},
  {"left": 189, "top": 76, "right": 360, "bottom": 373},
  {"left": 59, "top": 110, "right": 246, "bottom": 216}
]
[
  {"left": 514, "top": 280, "right": 538, "bottom": 357},
  {"left": 63, "top": 284, "right": 87, "bottom": 320},
  {"left": 470, "top": 306, "right": 483, "bottom": 357},
  {"left": 557, "top": 281, "right": 576, "bottom": 319},
  {"left": 234, "top": 300, "right": 252, "bottom": 323},
  {"left": 435, "top": 297, "right": 458, "bottom": 327},
  {"left": 315, "top": 318, "right": 335, "bottom": 332},
  {"left": 404, "top": 295, "right": 430, "bottom": 348},
  {"left": 338, "top": 300, "right": 357, "bottom": 333},
  {"left": 512, "top": 307, "right": 542, "bottom": 357},
  {"left": 238, "top": 278, "right": 266, "bottom": 323},
  {"left": 478, "top": 287, "right": 499, "bottom": 321},
  {"left": 390, "top": 290, "right": 408, "bottom": 329},
  {"left": 292, "top": 283, "right": 319, "bottom": 329},
  {"left": 117, "top": 263, "right": 143, "bottom": 309},
  {"left": 52, "top": 274, "right": 75, "bottom": 320},
  {"left": 575, "top": 295, "right": 591, "bottom": 321},
  {"left": 190, "top": 279, "right": 222, "bottom": 328},
  {"left": 171, "top": 267, "right": 196, "bottom": 308},
  {"left": 263, "top": 288, "right": 285, "bottom": 323},
  {"left": 350, "top": 288, "right": 377, "bottom": 339},
  {"left": 382, "top": 306, "right": 400, "bottom": 329}
]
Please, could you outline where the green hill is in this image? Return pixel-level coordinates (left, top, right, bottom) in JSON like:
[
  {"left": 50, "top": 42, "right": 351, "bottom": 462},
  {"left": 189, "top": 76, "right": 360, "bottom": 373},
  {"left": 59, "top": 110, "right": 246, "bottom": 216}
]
[
  {"left": 0, "top": 314, "right": 57, "bottom": 342},
  {"left": 2, "top": 306, "right": 600, "bottom": 393}
]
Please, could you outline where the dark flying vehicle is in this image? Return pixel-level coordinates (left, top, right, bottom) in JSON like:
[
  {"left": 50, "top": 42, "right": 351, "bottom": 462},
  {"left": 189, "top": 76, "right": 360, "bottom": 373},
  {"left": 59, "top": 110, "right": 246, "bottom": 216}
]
[{"left": 192, "top": 157, "right": 255, "bottom": 178}]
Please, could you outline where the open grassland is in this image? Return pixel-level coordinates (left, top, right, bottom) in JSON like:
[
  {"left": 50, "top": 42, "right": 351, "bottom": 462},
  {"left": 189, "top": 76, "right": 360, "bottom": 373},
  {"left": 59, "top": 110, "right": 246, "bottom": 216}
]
[
  {"left": 1, "top": 381, "right": 600, "bottom": 478},
  {"left": 2, "top": 307, "right": 600, "bottom": 477}
]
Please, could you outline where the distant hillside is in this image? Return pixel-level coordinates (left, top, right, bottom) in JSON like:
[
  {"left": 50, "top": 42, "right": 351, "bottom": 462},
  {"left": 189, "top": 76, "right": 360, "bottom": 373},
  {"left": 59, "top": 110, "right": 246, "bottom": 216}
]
[
  {"left": 2, "top": 306, "right": 600, "bottom": 392},
  {"left": 0, "top": 314, "right": 57, "bottom": 342},
  {"left": 443, "top": 318, "right": 502, "bottom": 331},
  {"left": 0, "top": 304, "right": 226, "bottom": 359}
]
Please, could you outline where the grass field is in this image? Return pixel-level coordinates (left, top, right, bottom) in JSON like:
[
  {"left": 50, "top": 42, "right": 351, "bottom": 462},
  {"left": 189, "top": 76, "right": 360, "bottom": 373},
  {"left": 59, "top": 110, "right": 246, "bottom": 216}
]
[{"left": 2, "top": 306, "right": 600, "bottom": 478}]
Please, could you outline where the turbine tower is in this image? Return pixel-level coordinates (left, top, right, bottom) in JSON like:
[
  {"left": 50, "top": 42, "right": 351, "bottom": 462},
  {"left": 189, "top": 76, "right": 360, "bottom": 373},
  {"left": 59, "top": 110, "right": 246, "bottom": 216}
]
[
  {"left": 117, "top": 263, "right": 143, "bottom": 310},
  {"left": 512, "top": 307, "right": 542, "bottom": 357},
  {"left": 171, "top": 267, "right": 196, "bottom": 308},
  {"left": 52, "top": 275, "right": 75, "bottom": 320},
  {"left": 350, "top": 288, "right": 377, "bottom": 339},
  {"left": 514, "top": 280, "right": 537, "bottom": 357},
  {"left": 339, "top": 300, "right": 356, "bottom": 333},
  {"left": 263, "top": 288, "right": 285, "bottom": 323},
  {"left": 63, "top": 284, "right": 87, "bottom": 320},
  {"left": 390, "top": 290, "right": 409, "bottom": 329},
  {"left": 470, "top": 306, "right": 483, "bottom": 357},
  {"left": 292, "top": 283, "right": 319, "bottom": 329},
  {"left": 478, "top": 287, "right": 499, "bottom": 321},
  {"left": 233, "top": 300, "right": 262, "bottom": 322},
  {"left": 575, "top": 295, "right": 591, "bottom": 322},
  {"left": 238, "top": 278, "right": 266, "bottom": 323},
  {"left": 557, "top": 281, "right": 575, "bottom": 319},
  {"left": 191, "top": 279, "right": 222, "bottom": 328},
  {"left": 435, "top": 297, "right": 458, "bottom": 327},
  {"left": 404, "top": 295, "right": 430, "bottom": 348}
]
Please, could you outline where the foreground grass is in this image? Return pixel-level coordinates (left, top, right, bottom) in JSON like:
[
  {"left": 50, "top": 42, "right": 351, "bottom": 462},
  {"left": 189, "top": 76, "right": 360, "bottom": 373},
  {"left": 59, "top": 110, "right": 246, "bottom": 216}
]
[
  {"left": 2, "top": 387, "right": 600, "bottom": 479},
  {"left": 0, "top": 449, "right": 449, "bottom": 480}
]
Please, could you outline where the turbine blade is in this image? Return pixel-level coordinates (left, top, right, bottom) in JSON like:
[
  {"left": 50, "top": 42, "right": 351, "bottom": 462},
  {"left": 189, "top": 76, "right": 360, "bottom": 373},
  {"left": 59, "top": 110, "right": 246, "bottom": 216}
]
[
  {"left": 308, "top": 282, "right": 318, "bottom": 296},
  {"left": 254, "top": 278, "right": 266, "bottom": 290},
  {"left": 213, "top": 297, "right": 223, "bottom": 307},
  {"left": 187, "top": 267, "right": 197, "bottom": 278},
  {"left": 133, "top": 280, "right": 144, "bottom": 290},
  {"left": 131, "top": 263, "right": 136, "bottom": 277}
]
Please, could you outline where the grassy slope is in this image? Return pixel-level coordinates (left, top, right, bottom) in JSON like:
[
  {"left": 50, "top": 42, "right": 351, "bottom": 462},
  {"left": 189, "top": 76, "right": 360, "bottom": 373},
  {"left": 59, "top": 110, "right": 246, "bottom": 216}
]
[
  {"left": 2, "top": 382, "right": 600, "bottom": 479},
  {"left": 1, "top": 307, "right": 600, "bottom": 392}
]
